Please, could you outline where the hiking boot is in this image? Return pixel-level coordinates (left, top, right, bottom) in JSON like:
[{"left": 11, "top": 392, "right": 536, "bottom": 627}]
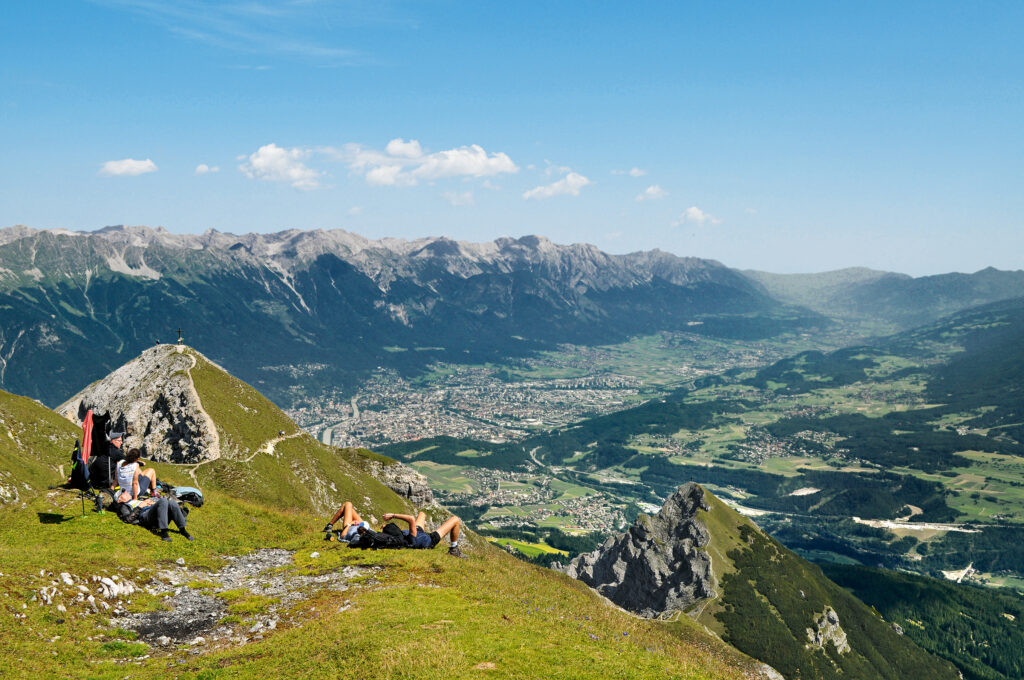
[
  {"left": 181, "top": 530, "right": 195, "bottom": 541},
  {"left": 447, "top": 545, "right": 466, "bottom": 558},
  {"left": 160, "top": 530, "right": 172, "bottom": 542}
]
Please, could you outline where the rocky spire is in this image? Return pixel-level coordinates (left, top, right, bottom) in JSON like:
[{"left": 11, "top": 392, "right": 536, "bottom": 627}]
[{"left": 561, "top": 482, "right": 715, "bottom": 617}]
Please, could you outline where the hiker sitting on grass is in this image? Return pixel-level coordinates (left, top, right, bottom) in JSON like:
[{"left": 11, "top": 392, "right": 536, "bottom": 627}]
[
  {"left": 115, "top": 448, "right": 157, "bottom": 500},
  {"left": 88, "top": 431, "right": 127, "bottom": 490},
  {"left": 115, "top": 492, "right": 194, "bottom": 543}
]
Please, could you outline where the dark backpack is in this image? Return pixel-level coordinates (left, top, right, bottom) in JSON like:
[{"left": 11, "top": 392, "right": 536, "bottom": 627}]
[
  {"left": 67, "top": 441, "right": 90, "bottom": 492},
  {"left": 172, "top": 486, "right": 204, "bottom": 508},
  {"left": 350, "top": 522, "right": 409, "bottom": 550}
]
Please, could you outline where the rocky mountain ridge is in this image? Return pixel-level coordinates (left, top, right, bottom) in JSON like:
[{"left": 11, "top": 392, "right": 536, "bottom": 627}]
[{"left": 0, "top": 225, "right": 799, "bottom": 407}]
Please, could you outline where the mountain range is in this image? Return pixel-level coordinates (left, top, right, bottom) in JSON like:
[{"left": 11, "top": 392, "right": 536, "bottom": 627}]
[{"left": 3, "top": 224, "right": 1023, "bottom": 410}]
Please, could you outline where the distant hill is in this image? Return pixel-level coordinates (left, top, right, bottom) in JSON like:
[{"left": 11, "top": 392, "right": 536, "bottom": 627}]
[
  {"left": 0, "top": 225, "right": 818, "bottom": 407},
  {"left": 744, "top": 266, "right": 1024, "bottom": 330}
]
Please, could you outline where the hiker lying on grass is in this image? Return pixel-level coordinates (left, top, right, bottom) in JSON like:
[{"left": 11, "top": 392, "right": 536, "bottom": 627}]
[
  {"left": 115, "top": 448, "right": 158, "bottom": 500},
  {"left": 323, "top": 501, "right": 370, "bottom": 542},
  {"left": 325, "top": 502, "right": 464, "bottom": 556},
  {"left": 383, "top": 510, "right": 463, "bottom": 556},
  {"left": 115, "top": 492, "right": 194, "bottom": 543}
]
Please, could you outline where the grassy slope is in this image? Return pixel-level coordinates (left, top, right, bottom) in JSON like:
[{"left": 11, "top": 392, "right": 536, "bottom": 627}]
[
  {"left": 0, "top": 362, "right": 765, "bottom": 679},
  {"left": 0, "top": 390, "right": 79, "bottom": 504},
  {"left": 188, "top": 350, "right": 411, "bottom": 517},
  {"left": 0, "top": 488, "right": 764, "bottom": 680},
  {"left": 686, "top": 488, "right": 961, "bottom": 680}
]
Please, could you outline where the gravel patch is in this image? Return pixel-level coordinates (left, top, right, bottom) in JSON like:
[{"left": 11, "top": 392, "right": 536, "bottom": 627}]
[{"left": 110, "top": 548, "right": 377, "bottom": 649}]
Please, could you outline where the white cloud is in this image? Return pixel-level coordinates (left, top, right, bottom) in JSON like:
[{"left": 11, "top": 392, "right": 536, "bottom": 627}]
[
  {"left": 636, "top": 185, "right": 668, "bottom": 201},
  {"left": 195, "top": 163, "right": 220, "bottom": 175},
  {"left": 522, "top": 172, "right": 591, "bottom": 200},
  {"left": 441, "top": 191, "right": 474, "bottom": 207},
  {"left": 340, "top": 139, "right": 518, "bottom": 186},
  {"left": 239, "top": 143, "right": 321, "bottom": 189},
  {"left": 412, "top": 145, "right": 517, "bottom": 181},
  {"left": 384, "top": 138, "right": 423, "bottom": 159},
  {"left": 347, "top": 206, "right": 363, "bottom": 216},
  {"left": 745, "top": 207, "right": 758, "bottom": 215},
  {"left": 99, "top": 158, "right": 158, "bottom": 177},
  {"left": 673, "top": 206, "right": 721, "bottom": 226}
]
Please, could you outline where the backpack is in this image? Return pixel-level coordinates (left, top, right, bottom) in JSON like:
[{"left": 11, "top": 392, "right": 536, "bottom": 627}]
[
  {"left": 350, "top": 522, "right": 409, "bottom": 550},
  {"left": 67, "top": 440, "right": 90, "bottom": 492},
  {"left": 172, "top": 486, "right": 204, "bottom": 508}
]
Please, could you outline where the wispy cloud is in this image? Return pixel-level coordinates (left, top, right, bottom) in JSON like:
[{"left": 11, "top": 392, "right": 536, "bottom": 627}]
[
  {"left": 441, "top": 191, "right": 474, "bottom": 207},
  {"left": 612, "top": 167, "right": 646, "bottom": 177},
  {"left": 636, "top": 185, "right": 668, "bottom": 201},
  {"left": 90, "top": 0, "right": 361, "bottom": 65},
  {"left": 99, "top": 158, "right": 158, "bottom": 176},
  {"left": 672, "top": 206, "right": 721, "bottom": 226},
  {"left": 195, "top": 163, "right": 220, "bottom": 175},
  {"left": 239, "top": 143, "right": 321, "bottom": 189},
  {"left": 523, "top": 172, "right": 591, "bottom": 200}
]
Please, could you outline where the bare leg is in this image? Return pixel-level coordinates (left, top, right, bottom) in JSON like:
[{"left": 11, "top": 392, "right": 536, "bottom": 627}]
[
  {"left": 435, "top": 515, "right": 461, "bottom": 543},
  {"left": 141, "top": 467, "right": 157, "bottom": 488},
  {"left": 328, "top": 501, "right": 362, "bottom": 528},
  {"left": 414, "top": 511, "right": 428, "bottom": 528}
]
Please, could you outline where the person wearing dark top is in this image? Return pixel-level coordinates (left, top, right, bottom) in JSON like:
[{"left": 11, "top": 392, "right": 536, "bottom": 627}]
[
  {"left": 88, "top": 431, "right": 126, "bottom": 489},
  {"left": 115, "top": 491, "right": 194, "bottom": 542}
]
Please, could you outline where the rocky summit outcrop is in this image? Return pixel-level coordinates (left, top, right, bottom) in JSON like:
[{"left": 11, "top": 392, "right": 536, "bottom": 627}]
[
  {"left": 562, "top": 482, "right": 715, "bottom": 617},
  {"left": 57, "top": 344, "right": 219, "bottom": 464}
]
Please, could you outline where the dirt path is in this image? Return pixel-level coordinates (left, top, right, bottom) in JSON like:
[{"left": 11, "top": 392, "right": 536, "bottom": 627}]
[{"left": 241, "top": 430, "right": 305, "bottom": 463}]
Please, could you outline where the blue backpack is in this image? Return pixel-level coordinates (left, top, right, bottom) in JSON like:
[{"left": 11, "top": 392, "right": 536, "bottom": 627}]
[{"left": 172, "top": 486, "right": 204, "bottom": 507}]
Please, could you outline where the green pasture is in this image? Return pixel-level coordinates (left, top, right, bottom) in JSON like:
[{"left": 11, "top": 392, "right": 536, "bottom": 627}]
[
  {"left": 487, "top": 537, "right": 568, "bottom": 557},
  {"left": 409, "top": 461, "right": 478, "bottom": 494}
]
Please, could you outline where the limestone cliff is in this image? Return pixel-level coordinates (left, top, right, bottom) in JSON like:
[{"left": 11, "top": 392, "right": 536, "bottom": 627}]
[
  {"left": 361, "top": 458, "right": 434, "bottom": 506},
  {"left": 57, "top": 344, "right": 219, "bottom": 464},
  {"left": 562, "top": 482, "right": 715, "bottom": 617}
]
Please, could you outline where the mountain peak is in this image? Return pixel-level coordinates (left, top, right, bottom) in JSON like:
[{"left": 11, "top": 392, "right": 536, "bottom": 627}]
[{"left": 57, "top": 344, "right": 220, "bottom": 464}]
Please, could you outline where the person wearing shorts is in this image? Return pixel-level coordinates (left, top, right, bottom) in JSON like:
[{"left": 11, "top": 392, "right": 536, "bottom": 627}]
[
  {"left": 115, "top": 448, "right": 157, "bottom": 500},
  {"left": 382, "top": 510, "right": 463, "bottom": 556},
  {"left": 323, "top": 501, "right": 371, "bottom": 542}
]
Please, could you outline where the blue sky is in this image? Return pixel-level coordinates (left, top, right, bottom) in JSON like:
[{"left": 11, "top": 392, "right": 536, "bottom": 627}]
[{"left": 2, "top": 1, "right": 1022, "bottom": 275}]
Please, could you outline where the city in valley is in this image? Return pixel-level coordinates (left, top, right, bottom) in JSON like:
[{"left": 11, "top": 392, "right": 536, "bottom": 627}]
[{"left": 284, "top": 333, "right": 835, "bottom": 537}]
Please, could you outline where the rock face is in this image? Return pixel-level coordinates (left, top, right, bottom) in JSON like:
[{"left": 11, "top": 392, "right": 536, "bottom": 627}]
[
  {"left": 806, "top": 606, "right": 851, "bottom": 654},
  {"left": 363, "top": 459, "right": 434, "bottom": 506},
  {"left": 562, "top": 482, "right": 715, "bottom": 617},
  {"left": 57, "top": 344, "right": 219, "bottom": 464}
]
